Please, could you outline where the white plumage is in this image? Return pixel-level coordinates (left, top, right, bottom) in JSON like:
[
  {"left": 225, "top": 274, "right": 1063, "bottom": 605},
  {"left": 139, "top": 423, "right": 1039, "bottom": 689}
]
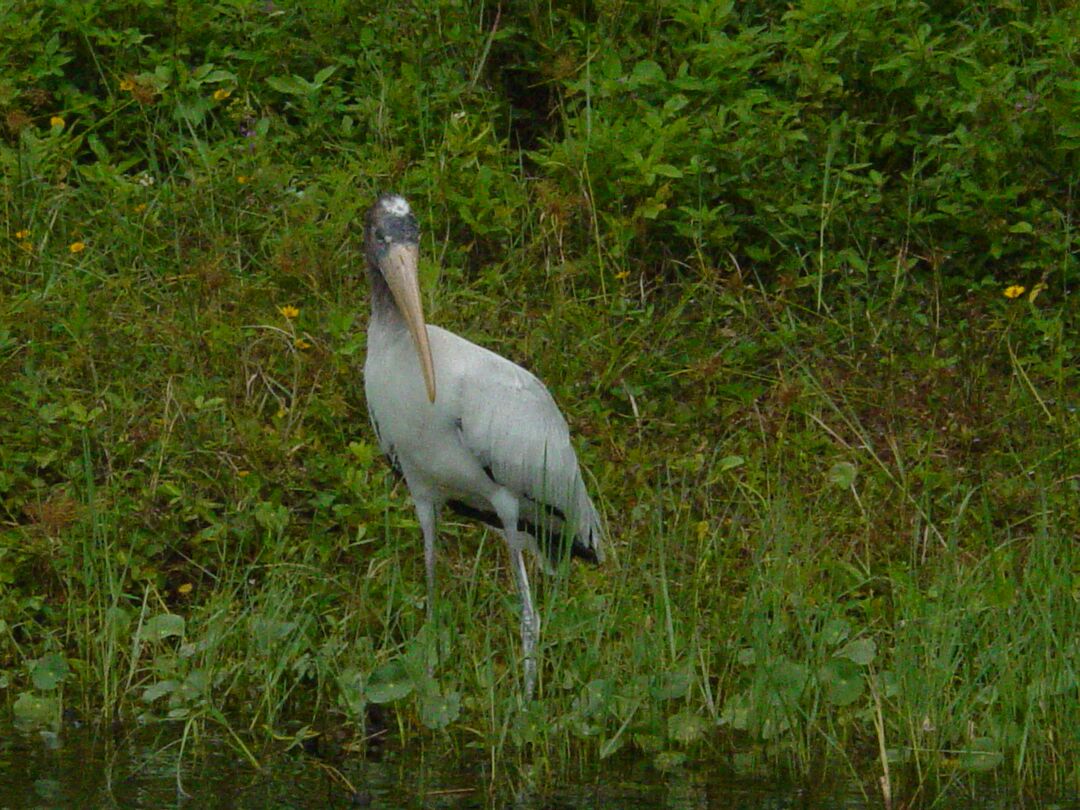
[{"left": 361, "top": 194, "right": 603, "bottom": 698}]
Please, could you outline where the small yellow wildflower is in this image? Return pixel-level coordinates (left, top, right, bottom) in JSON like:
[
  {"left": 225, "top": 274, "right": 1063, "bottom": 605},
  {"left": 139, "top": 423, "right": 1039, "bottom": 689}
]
[
  {"left": 236, "top": 174, "right": 250, "bottom": 184},
  {"left": 49, "top": 115, "right": 65, "bottom": 128},
  {"left": 18, "top": 241, "right": 33, "bottom": 253},
  {"left": 69, "top": 241, "right": 86, "bottom": 254},
  {"left": 295, "top": 338, "right": 312, "bottom": 350},
  {"left": 133, "top": 203, "right": 147, "bottom": 213},
  {"left": 119, "top": 78, "right": 135, "bottom": 92},
  {"left": 237, "top": 470, "right": 251, "bottom": 478},
  {"left": 177, "top": 582, "right": 193, "bottom": 595},
  {"left": 1003, "top": 284, "right": 1025, "bottom": 299},
  {"left": 213, "top": 88, "right": 232, "bottom": 101},
  {"left": 278, "top": 304, "right": 299, "bottom": 319},
  {"left": 15, "top": 229, "right": 29, "bottom": 239},
  {"left": 614, "top": 270, "right": 630, "bottom": 280}
]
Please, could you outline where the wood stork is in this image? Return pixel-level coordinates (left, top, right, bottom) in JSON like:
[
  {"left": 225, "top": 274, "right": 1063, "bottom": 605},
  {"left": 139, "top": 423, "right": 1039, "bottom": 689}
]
[{"left": 361, "top": 193, "right": 604, "bottom": 698}]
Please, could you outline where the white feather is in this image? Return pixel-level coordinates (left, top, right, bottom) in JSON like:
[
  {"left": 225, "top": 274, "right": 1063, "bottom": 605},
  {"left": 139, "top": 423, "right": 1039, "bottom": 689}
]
[{"left": 380, "top": 195, "right": 410, "bottom": 216}]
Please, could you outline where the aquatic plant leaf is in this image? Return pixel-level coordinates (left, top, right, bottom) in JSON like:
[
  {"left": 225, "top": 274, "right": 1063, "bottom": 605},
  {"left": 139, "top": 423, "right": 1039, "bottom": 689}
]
[
  {"left": 767, "top": 656, "right": 809, "bottom": 700},
  {"left": 821, "top": 658, "right": 864, "bottom": 706},
  {"left": 667, "top": 710, "right": 708, "bottom": 744},
  {"left": 650, "top": 670, "right": 691, "bottom": 700},
  {"left": 366, "top": 660, "right": 413, "bottom": 704},
  {"left": 30, "top": 653, "right": 69, "bottom": 691},
  {"left": 420, "top": 690, "right": 460, "bottom": 729},
  {"left": 13, "top": 692, "right": 57, "bottom": 728},
  {"left": 821, "top": 618, "right": 851, "bottom": 646},
  {"left": 631, "top": 733, "right": 664, "bottom": 754},
  {"left": 828, "top": 461, "right": 857, "bottom": 489},
  {"left": 653, "top": 751, "right": 686, "bottom": 771},
  {"left": 716, "top": 455, "right": 745, "bottom": 472},
  {"left": 958, "top": 737, "right": 1004, "bottom": 772},
  {"left": 142, "top": 680, "right": 180, "bottom": 703},
  {"left": 139, "top": 613, "right": 185, "bottom": 642},
  {"left": 250, "top": 616, "right": 298, "bottom": 652},
  {"left": 836, "top": 638, "right": 876, "bottom": 666},
  {"left": 719, "top": 690, "right": 751, "bottom": 730},
  {"left": 337, "top": 669, "right": 366, "bottom": 717}
]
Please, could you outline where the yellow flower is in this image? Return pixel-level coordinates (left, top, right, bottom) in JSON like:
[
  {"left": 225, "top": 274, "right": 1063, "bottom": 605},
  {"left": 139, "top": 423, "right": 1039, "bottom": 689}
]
[
  {"left": 15, "top": 229, "right": 29, "bottom": 239},
  {"left": 119, "top": 78, "right": 135, "bottom": 92},
  {"left": 133, "top": 203, "right": 147, "bottom": 213},
  {"left": 1003, "top": 284, "right": 1025, "bottom": 299},
  {"left": 18, "top": 241, "right": 33, "bottom": 253},
  {"left": 237, "top": 470, "right": 251, "bottom": 478},
  {"left": 69, "top": 241, "right": 86, "bottom": 254},
  {"left": 295, "top": 338, "right": 312, "bottom": 350},
  {"left": 49, "top": 115, "right": 65, "bottom": 128},
  {"left": 236, "top": 175, "right": 250, "bottom": 184},
  {"left": 213, "top": 88, "right": 232, "bottom": 101},
  {"left": 614, "top": 270, "right": 630, "bottom": 280},
  {"left": 177, "top": 582, "right": 193, "bottom": 595},
  {"left": 278, "top": 305, "right": 299, "bottom": 319}
]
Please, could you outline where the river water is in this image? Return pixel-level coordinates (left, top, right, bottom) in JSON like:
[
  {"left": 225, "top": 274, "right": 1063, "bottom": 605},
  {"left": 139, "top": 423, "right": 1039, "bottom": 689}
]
[{"left": 0, "top": 723, "right": 1075, "bottom": 809}]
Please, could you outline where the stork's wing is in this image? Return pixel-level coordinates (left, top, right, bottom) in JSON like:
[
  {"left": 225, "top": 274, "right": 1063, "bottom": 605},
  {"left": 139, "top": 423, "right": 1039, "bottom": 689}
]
[{"left": 431, "top": 326, "right": 604, "bottom": 565}]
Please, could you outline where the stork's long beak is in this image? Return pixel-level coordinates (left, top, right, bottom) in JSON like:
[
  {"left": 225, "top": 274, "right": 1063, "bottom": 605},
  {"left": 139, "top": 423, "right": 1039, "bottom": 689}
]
[{"left": 380, "top": 243, "right": 437, "bottom": 402}]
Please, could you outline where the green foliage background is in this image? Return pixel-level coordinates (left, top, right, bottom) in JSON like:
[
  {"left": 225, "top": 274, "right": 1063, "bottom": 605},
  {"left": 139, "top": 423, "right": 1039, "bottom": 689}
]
[{"left": 1, "top": 0, "right": 1077, "bottom": 799}]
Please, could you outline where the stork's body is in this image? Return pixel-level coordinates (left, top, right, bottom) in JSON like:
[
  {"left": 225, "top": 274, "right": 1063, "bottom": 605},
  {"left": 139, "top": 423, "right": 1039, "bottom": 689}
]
[{"left": 361, "top": 194, "right": 603, "bottom": 698}]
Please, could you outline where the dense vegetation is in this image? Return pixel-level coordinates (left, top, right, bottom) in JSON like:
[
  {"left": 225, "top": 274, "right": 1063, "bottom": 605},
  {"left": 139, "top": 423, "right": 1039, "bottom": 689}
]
[{"left": 2, "top": 0, "right": 1077, "bottom": 803}]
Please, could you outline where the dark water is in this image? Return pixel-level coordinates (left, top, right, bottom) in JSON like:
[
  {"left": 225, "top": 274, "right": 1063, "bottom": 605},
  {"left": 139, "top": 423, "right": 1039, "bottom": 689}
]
[{"left": 0, "top": 723, "right": 1075, "bottom": 810}]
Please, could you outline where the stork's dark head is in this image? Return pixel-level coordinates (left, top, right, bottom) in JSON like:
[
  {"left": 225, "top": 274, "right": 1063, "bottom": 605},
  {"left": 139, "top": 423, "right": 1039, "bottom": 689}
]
[
  {"left": 364, "top": 194, "right": 436, "bottom": 403},
  {"left": 365, "top": 193, "right": 420, "bottom": 264}
]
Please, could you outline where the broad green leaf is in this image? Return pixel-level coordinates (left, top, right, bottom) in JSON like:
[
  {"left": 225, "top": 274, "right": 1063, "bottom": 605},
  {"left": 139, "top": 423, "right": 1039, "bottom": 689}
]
[
  {"left": 139, "top": 613, "right": 185, "bottom": 642},
  {"left": 719, "top": 690, "right": 751, "bottom": 730},
  {"left": 821, "top": 618, "right": 851, "bottom": 646},
  {"left": 14, "top": 692, "right": 57, "bottom": 728},
  {"left": 30, "top": 653, "right": 69, "bottom": 691},
  {"left": 142, "top": 680, "right": 180, "bottom": 703},
  {"left": 667, "top": 710, "right": 708, "bottom": 745},
  {"left": 767, "top": 657, "right": 809, "bottom": 700},
  {"left": 266, "top": 75, "right": 312, "bottom": 96},
  {"left": 821, "top": 658, "right": 864, "bottom": 706},
  {"left": 629, "top": 60, "right": 665, "bottom": 86},
  {"left": 828, "top": 461, "right": 857, "bottom": 489},
  {"left": 366, "top": 660, "right": 413, "bottom": 704},
  {"left": 650, "top": 670, "right": 690, "bottom": 701},
  {"left": 958, "top": 738, "right": 1004, "bottom": 772},
  {"left": 837, "top": 638, "right": 876, "bottom": 666},
  {"left": 653, "top": 751, "right": 686, "bottom": 771},
  {"left": 653, "top": 164, "right": 683, "bottom": 179},
  {"left": 717, "top": 455, "right": 745, "bottom": 472},
  {"left": 420, "top": 690, "right": 460, "bottom": 730}
]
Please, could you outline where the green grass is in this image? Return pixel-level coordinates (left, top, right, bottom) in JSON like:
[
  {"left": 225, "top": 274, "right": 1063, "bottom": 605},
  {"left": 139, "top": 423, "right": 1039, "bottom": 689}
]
[{"left": 2, "top": 1, "right": 1078, "bottom": 805}]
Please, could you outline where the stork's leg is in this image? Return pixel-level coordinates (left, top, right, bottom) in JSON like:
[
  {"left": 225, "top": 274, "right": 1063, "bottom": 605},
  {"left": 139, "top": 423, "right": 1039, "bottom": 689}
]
[
  {"left": 509, "top": 545, "right": 540, "bottom": 699},
  {"left": 413, "top": 498, "right": 441, "bottom": 678},
  {"left": 490, "top": 490, "right": 539, "bottom": 699},
  {"left": 413, "top": 498, "right": 438, "bottom": 625}
]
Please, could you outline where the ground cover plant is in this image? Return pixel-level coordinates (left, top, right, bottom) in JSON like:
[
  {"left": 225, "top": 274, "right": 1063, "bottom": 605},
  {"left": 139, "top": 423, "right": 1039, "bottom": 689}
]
[{"left": 1, "top": 0, "right": 1077, "bottom": 805}]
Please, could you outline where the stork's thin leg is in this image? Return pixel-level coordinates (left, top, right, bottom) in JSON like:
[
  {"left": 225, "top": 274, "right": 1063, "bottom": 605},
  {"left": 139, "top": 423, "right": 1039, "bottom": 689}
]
[
  {"left": 509, "top": 545, "right": 540, "bottom": 699},
  {"left": 413, "top": 498, "right": 441, "bottom": 679},
  {"left": 413, "top": 498, "right": 438, "bottom": 625}
]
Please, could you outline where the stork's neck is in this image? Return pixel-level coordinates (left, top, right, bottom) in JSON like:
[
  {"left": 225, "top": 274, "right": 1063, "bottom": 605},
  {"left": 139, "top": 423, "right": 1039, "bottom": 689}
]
[{"left": 367, "top": 262, "right": 406, "bottom": 332}]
